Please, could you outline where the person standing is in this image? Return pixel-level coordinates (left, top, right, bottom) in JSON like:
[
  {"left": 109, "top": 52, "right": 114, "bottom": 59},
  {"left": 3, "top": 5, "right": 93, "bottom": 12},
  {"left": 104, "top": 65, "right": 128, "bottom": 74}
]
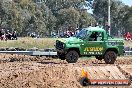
[{"left": 11, "top": 31, "right": 17, "bottom": 40}]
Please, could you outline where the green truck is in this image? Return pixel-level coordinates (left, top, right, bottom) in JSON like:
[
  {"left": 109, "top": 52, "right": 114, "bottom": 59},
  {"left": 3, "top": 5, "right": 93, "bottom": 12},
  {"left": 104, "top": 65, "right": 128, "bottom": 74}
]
[{"left": 55, "top": 27, "right": 124, "bottom": 64}]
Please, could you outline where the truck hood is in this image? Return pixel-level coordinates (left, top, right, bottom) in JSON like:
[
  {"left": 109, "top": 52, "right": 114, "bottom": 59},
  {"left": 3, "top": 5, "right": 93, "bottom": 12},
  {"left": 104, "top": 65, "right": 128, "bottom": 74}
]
[{"left": 58, "top": 37, "right": 83, "bottom": 44}]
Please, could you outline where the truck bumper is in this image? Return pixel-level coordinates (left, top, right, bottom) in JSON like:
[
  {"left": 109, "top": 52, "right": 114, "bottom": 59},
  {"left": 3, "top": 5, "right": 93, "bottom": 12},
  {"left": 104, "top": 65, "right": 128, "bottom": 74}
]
[{"left": 56, "top": 49, "right": 67, "bottom": 54}]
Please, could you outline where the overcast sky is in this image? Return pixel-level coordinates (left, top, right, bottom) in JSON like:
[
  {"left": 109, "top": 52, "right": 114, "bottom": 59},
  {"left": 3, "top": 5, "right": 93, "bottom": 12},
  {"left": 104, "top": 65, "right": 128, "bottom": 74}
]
[{"left": 121, "top": 0, "right": 132, "bottom": 6}]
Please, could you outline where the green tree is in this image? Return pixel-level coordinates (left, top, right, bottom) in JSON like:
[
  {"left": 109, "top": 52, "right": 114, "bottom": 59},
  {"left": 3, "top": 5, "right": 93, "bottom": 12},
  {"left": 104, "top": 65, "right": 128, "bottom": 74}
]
[
  {"left": 122, "top": 6, "right": 132, "bottom": 32},
  {"left": 45, "top": 0, "right": 82, "bottom": 15},
  {"left": 57, "top": 7, "right": 80, "bottom": 31},
  {"left": 79, "top": 11, "right": 96, "bottom": 28},
  {"left": 93, "top": 0, "right": 126, "bottom": 35},
  {"left": 40, "top": 4, "right": 57, "bottom": 35}
]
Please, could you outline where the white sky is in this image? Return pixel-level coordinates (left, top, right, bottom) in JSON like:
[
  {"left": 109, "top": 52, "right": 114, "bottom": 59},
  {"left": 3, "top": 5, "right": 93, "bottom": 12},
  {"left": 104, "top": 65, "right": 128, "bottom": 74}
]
[
  {"left": 121, "top": 0, "right": 132, "bottom": 6},
  {"left": 87, "top": 0, "right": 132, "bottom": 14}
]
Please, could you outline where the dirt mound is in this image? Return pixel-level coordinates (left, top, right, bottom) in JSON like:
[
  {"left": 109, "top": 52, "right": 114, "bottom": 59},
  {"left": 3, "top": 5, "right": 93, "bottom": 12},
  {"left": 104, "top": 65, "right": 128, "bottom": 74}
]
[
  {"left": 0, "top": 54, "right": 132, "bottom": 88},
  {"left": 0, "top": 62, "right": 82, "bottom": 88}
]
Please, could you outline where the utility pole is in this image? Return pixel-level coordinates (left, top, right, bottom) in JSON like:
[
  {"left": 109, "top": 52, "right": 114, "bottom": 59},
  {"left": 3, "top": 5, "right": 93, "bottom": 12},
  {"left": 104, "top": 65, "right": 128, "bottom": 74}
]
[{"left": 108, "top": 0, "right": 111, "bottom": 35}]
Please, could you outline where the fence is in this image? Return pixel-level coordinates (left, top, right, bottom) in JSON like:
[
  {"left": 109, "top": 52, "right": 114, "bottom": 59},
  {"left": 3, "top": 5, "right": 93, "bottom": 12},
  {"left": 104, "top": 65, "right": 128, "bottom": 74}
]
[{"left": 124, "top": 46, "right": 132, "bottom": 56}]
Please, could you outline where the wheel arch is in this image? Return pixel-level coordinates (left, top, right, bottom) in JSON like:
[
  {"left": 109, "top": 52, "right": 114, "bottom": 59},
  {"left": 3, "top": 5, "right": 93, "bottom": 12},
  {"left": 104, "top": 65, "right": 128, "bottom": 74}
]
[
  {"left": 105, "top": 48, "right": 118, "bottom": 54},
  {"left": 67, "top": 48, "right": 80, "bottom": 56},
  {"left": 103, "top": 48, "right": 118, "bottom": 64}
]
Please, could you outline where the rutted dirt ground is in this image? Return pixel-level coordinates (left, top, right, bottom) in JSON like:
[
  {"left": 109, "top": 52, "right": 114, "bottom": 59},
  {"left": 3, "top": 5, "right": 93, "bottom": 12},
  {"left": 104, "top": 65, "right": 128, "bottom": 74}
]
[{"left": 0, "top": 54, "right": 131, "bottom": 88}]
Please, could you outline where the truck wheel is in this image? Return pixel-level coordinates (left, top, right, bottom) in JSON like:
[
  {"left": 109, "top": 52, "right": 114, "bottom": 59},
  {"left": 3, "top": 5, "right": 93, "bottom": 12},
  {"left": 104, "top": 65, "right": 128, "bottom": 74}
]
[
  {"left": 95, "top": 56, "right": 103, "bottom": 60},
  {"left": 57, "top": 53, "right": 65, "bottom": 60},
  {"left": 104, "top": 51, "right": 117, "bottom": 64},
  {"left": 66, "top": 50, "right": 79, "bottom": 63}
]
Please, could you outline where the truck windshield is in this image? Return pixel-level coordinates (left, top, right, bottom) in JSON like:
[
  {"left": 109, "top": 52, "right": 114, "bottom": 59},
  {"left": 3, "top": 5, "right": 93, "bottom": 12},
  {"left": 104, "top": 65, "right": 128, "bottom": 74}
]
[{"left": 76, "top": 29, "right": 88, "bottom": 39}]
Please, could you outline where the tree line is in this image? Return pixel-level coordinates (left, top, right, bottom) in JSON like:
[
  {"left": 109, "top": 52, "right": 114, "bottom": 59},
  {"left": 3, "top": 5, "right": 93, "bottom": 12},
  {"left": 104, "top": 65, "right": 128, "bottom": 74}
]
[
  {"left": 93, "top": 0, "right": 132, "bottom": 36},
  {"left": 0, "top": 0, "right": 131, "bottom": 37}
]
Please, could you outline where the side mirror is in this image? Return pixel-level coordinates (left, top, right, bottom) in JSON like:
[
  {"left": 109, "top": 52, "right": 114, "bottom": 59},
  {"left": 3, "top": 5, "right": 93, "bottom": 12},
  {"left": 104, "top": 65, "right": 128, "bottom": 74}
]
[{"left": 107, "top": 35, "right": 114, "bottom": 39}]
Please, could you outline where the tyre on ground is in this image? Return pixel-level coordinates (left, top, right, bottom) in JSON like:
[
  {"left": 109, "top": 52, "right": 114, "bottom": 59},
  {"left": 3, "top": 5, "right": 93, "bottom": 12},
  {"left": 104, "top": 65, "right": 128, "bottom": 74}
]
[
  {"left": 65, "top": 50, "right": 79, "bottom": 63},
  {"left": 104, "top": 51, "right": 117, "bottom": 64}
]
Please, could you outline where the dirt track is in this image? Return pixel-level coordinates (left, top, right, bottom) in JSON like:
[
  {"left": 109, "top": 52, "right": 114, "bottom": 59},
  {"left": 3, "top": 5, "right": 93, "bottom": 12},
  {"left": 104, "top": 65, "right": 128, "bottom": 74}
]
[{"left": 0, "top": 54, "right": 132, "bottom": 88}]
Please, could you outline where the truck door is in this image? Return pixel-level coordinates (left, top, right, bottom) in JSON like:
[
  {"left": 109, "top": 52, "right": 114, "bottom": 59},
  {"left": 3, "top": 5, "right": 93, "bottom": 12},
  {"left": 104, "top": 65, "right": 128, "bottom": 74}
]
[{"left": 83, "top": 31, "right": 105, "bottom": 55}]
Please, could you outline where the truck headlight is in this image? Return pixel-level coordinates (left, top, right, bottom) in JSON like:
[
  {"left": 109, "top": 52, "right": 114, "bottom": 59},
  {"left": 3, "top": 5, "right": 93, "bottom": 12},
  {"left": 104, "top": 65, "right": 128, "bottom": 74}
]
[{"left": 56, "top": 40, "right": 65, "bottom": 49}]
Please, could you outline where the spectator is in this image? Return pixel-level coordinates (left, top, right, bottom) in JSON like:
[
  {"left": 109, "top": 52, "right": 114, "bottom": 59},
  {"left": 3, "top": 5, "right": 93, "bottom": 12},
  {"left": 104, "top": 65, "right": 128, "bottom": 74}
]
[
  {"left": 11, "top": 31, "right": 17, "bottom": 40},
  {"left": 0, "top": 29, "right": 7, "bottom": 40},
  {"left": 6, "top": 30, "right": 12, "bottom": 40},
  {"left": 124, "top": 32, "right": 131, "bottom": 40},
  {"left": 75, "top": 28, "right": 80, "bottom": 35},
  {"left": 60, "top": 31, "right": 64, "bottom": 38},
  {"left": 30, "top": 32, "right": 34, "bottom": 38},
  {"left": 0, "top": 29, "right": 2, "bottom": 38}
]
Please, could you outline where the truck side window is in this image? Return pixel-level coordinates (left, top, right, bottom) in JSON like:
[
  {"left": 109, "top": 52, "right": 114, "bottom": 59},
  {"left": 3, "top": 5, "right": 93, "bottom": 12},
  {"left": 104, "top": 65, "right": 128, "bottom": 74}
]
[
  {"left": 89, "top": 32, "right": 98, "bottom": 41},
  {"left": 97, "top": 32, "right": 103, "bottom": 41},
  {"left": 89, "top": 32, "right": 103, "bottom": 41}
]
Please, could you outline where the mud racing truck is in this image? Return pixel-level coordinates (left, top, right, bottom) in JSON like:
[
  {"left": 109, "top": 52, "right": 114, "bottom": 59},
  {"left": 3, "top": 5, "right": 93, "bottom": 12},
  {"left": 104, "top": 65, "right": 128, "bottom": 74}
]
[{"left": 55, "top": 27, "right": 124, "bottom": 64}]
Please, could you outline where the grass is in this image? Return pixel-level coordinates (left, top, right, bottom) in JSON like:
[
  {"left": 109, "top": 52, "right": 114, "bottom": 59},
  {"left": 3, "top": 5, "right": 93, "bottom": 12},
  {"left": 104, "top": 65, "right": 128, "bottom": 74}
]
[
  {"left": 124, "top": 41, "right": 132, "bottom": 47},
  {"left": 0, "top": 37, "right": 57, "bottom": 49},
  {"left": 0, "top": 37, "right": 131, "bottom": 49}
]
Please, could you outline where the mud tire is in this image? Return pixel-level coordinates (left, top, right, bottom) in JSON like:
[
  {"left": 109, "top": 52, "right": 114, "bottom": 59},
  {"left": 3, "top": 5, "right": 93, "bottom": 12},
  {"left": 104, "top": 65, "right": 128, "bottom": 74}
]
[
  {"left": 66, "top": 50, "right": 79, "bottom": 63},
  {"left": 104, "top": 51, "right": 117, "bottom": 64}
]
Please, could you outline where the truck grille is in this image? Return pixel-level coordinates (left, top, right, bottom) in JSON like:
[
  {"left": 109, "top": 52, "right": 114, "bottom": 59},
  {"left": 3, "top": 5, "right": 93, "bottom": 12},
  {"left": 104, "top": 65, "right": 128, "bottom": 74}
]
[{"left": 56, "top": 40, "right": 64, "bottom": 50}]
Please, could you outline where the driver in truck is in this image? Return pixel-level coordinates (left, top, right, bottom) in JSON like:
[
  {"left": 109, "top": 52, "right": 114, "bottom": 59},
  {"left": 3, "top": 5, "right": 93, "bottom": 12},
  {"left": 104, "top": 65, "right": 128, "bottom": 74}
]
[{"left": 56, "top": 27, "right": 124, "bottom": 64}]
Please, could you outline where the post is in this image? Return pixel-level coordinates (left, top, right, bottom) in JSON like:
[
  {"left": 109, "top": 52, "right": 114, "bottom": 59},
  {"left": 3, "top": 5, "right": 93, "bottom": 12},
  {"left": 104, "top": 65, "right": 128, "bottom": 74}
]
[{"left": 108, "top": 0, "right": 111, "bottom": 35}]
